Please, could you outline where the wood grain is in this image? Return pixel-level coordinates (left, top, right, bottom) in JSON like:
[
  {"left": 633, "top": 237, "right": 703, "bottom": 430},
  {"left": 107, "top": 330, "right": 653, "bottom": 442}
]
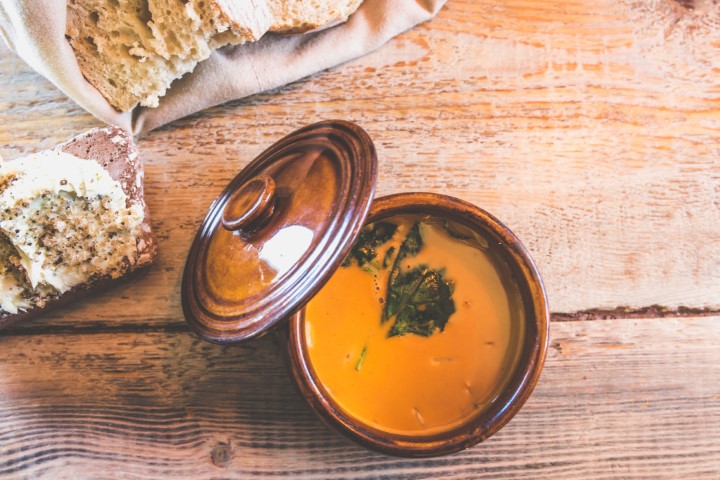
[
  {"left": 2, "top": 1, "right": 720, "bottom": 477},
  {"left": 0, "top": 316, "right": 718, "bottom": 478}
]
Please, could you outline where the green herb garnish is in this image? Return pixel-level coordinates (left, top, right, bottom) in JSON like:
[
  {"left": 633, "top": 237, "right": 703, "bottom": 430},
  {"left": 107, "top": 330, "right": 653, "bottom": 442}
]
[
  {"left": 384, "top": 265, "right": 456, "bottom": 337},
  {"left": 382, "top": 222, "right": 423, "bottom": 325},
  {"left": 394, "top": 222, "right": 423, "bottom": 262},
  {"left": 355, "top": 346, "right": 368, "bottom": 371},
  {"left": 382, "top": 222, "right": 456, "bottom": 338},
  {"left": 382, "top": 246, "right": 396, "bottom": 269},
  {"left": 441, "top": 220, "right": 488, "bottom": 249},
  {"left": 442, "top": 220, "right": 474, "bottom": 241},
  {"left": 342, "top": 221, "right": 398, "bottom": 272}
]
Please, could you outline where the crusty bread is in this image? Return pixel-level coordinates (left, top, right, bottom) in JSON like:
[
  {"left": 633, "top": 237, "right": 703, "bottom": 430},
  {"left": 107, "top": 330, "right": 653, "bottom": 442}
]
[
  {"left": 65, "top": 0, "right": 365, "bottom": 111},
  {"left": 0, "top": 126, "right": 156, "bottom": 329},
  {"left": 66, "top": 0, "right": 272, "bottom": 111},
  {"left": 268, "top": 0, "right": 364, "bottom": 33}
]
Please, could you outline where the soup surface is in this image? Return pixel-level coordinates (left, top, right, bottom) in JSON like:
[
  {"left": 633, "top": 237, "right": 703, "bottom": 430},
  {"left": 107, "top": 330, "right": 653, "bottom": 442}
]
[{"left": 305, "top": 216, "right": 525, "bottom": 436}]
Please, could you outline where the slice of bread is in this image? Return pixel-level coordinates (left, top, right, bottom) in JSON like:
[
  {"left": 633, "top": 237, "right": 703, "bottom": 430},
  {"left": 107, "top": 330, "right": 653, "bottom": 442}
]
[
  {"left": 268, "top": 0, "right": 364, "bottom": 33},
  {"left": 0, "top": 126, "right": 156, "bottom": 328},
  {"left": 66, "top": 0, "right": 272, "bottom": 111}
]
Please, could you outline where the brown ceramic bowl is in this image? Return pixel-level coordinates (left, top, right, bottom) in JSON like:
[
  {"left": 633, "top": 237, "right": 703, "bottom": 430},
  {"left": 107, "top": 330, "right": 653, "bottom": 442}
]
[{"left": 287, "top": 192, "right": 549, "bottom": 457}]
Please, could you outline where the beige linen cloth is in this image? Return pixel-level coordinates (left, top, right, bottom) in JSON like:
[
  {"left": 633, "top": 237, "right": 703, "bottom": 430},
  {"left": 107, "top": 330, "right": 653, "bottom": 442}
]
[{"left": 0, "top": 0, "right": 447, "bottom": 134}]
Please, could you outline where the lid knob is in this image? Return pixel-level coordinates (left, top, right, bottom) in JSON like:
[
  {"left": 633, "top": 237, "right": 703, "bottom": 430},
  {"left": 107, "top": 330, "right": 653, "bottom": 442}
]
[{"left": 222, "top": 175, "right": 276, "bottom": 233}]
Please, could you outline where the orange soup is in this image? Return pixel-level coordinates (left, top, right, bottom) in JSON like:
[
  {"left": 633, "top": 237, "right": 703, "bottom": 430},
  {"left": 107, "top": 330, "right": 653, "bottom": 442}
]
[{"left": 305, "top": 216, "right": 525, "bottom": 436}]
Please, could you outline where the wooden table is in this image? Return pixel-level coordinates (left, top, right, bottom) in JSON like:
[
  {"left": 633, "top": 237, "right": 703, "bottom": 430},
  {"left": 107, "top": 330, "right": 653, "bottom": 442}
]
[{"left": 1, "top": 0, "right": 719, "bottom": 477}]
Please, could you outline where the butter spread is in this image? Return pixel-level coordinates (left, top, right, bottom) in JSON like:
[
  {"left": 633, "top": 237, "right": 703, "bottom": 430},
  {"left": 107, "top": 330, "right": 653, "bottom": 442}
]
[{"left": 0, "top": 150, "right": 144, "bottom": 315}]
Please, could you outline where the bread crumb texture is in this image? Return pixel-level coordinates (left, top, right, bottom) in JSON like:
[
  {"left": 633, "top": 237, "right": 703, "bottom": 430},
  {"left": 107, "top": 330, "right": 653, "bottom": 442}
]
[
  {"left": 0, "top": 151, "right": 145, "bottom": 315},
  {"left": 65, "top": 0, "right": 272, "bottom": 111}
]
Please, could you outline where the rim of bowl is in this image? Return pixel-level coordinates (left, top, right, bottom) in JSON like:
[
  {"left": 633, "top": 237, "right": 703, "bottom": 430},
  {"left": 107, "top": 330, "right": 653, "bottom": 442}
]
[{"left": 288, "top": 192, "right": 550, "bottom": 457}]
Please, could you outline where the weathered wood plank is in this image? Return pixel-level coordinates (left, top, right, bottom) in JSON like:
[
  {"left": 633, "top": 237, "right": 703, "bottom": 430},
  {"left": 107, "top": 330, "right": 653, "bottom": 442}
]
[
  {"left": 0, "top": 316, "right": 718, "bottom": 479},
  {"left": 1, "top": 0, "right": 720, "bottom": 321}
]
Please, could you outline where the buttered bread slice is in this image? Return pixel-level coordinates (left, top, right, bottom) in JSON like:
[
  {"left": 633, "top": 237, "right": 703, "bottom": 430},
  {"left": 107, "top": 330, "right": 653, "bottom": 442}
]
[{"left": 0, "top": 127, "right": 156, "bottom": 326}]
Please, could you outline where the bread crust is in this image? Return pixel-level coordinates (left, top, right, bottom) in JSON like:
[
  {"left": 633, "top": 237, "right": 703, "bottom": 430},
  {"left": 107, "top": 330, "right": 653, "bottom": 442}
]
[
  {"left": 268, "top": 0, "right": 364, "bottom": 34},
  {"left": 0, "top": 126, "right": 156, "bottom": 328}
]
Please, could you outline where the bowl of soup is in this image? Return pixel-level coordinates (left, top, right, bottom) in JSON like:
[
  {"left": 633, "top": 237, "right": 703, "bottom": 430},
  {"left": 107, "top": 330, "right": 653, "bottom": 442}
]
[{"left": 286, "top": 193, "right": 548, "bottom": 457}]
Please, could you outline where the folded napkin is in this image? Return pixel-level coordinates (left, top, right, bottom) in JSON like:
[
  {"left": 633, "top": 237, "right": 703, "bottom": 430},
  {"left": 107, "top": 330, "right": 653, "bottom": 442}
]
[{"left": 0, "top": 0, "right": 447, "bottom": 134}]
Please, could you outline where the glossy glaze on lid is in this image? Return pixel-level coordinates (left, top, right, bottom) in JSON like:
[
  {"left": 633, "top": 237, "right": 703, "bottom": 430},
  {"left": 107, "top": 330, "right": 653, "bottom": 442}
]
[{"left": 182, "top": 121, "right": 377, "bottom": 343}]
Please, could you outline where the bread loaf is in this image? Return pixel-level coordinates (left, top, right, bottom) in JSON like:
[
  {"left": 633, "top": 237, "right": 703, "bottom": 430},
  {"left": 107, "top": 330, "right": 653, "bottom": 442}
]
[
  {"left": 66, "top": 0, "right": 273, "bottom": 111},
  {"left": 65, "top": 0, "right": 364, "bottom": 112},
  {"left": 0, "top": 126, "right": 156, "bottom": 328}
]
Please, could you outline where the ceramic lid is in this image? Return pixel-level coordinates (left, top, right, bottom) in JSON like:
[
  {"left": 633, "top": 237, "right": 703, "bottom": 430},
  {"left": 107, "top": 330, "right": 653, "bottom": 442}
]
[{"left": 182, "top": 120, "right": 377, "bottom": 343}]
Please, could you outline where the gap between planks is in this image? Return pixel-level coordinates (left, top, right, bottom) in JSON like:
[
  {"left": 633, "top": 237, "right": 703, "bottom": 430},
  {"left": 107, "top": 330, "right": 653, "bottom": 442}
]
[{"left": 2, "top": 306, "right": 720, "bottom": 337}]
